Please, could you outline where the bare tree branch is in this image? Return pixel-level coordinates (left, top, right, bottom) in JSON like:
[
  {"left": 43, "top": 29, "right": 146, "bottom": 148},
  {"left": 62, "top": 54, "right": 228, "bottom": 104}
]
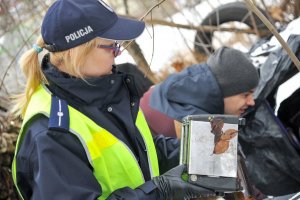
[
  {"left": 140, "top": 0, "right": 167, "bottom": 20},
  {"left": 0, "top": 28, "right": 40, "bottom": 90},
  {"left": 244, "top": 0, "right": 300, "bottom": 71},
  {"left": 143, "top": 18, "right": 270, "bottom": 35}
]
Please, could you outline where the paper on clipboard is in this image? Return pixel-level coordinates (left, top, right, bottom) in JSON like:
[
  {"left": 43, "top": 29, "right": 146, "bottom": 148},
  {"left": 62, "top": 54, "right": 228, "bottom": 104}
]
[{"left": 188, "top": 120, "right": 238, "bottom": 177}]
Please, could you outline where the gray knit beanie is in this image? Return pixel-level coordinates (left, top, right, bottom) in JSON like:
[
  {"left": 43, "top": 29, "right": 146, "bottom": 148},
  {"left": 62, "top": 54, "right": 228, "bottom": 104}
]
[{"left": 207, "top": 47, "right": 259, "bottom": 97}]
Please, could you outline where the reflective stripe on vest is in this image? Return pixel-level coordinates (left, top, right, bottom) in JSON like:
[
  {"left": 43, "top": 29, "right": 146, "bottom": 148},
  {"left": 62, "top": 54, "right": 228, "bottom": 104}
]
[{"left": 13, "top": 85, "right": 159, "bottom": 200}]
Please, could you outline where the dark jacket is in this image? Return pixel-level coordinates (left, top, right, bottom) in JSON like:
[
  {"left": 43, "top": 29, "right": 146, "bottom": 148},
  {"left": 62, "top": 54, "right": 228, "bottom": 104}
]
[
  {"left": 16, "top": 54, "right": 179, "bottom": 200},
  {"left": 150, "top": 63, "right": 224, "bottom": 122},
  {"left": 140, "top": 63, "right": 224, "bottom": 138},
  {"left": 140, "top": 86, "right": 177, "bottom": 137}
]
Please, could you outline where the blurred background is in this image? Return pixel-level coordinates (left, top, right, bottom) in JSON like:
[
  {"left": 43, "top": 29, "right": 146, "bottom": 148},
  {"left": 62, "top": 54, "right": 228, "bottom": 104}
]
[{"left": 0, "top": 0, "right": 300, "bottom": 199}]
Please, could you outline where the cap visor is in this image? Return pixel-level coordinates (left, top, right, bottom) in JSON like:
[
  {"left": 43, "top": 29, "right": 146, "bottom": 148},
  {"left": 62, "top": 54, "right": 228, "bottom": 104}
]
[{"left": 100, "top": 17, "right": 145, "bottom": 41}]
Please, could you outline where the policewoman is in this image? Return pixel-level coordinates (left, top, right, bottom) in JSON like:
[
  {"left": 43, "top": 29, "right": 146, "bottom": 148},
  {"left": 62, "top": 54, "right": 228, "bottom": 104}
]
[{"left": 12, "top": 0, "right": 215, "bottom": 199}]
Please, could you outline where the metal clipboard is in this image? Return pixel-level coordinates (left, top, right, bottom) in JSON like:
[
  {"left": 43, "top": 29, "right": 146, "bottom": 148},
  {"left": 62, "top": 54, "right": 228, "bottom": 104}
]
[{"left": 180, "top": 114, "right": 245, "bottom": 192}]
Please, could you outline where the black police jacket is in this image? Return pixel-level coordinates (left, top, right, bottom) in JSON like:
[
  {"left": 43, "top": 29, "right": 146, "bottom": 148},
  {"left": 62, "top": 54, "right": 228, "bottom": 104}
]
[{"left": 16, "top": 54, "right": 180, "bottom": 200}]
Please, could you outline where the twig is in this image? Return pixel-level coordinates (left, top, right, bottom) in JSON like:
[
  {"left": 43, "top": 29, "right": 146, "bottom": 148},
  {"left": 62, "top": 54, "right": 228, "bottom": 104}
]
[
  {"left": 159, "top": 4, "right": 195, "bottom": 56},
  {"left": 248, "top": 1, "right": 260, "bottom": 37},
  {"left": 143, "top": 18, "right": 270, "bottom": 35},
  {"left": 140, "top": 0, "right": 167, "bottom": 21},
  {"left": 148, "top": 12, "right": 155, "bottom": 70},
  {"left": 0, "top": 28, "right": 40, "bottom": 90},
  {"left": 259, "top": 0, "right": 276, "bottom": 24},
  {"left": 244, "top": 0, "right": 300, "bottom": 71}
]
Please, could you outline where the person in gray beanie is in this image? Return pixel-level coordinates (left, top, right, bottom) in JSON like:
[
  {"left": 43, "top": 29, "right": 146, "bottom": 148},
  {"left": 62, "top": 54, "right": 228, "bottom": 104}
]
[
  {"left": 140, "top": 47, "right": 265, "bottom": 200},
  {"left": 140, "top": 46, "right": 259, "bottom": 138},
  {"left": 207, "top": 47, "right": 259, "bottom": 98}
]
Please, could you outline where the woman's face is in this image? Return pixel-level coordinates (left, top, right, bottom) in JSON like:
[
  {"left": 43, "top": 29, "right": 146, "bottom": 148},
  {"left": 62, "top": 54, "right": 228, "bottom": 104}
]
[{"left": 81, "top": 38, "right": 118, "bottom": 77}]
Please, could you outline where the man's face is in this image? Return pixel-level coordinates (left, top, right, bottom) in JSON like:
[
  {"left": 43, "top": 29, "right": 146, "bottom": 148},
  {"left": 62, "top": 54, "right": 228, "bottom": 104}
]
[{"left": 223, "top": 90, "right": 255, "bottom": 116}]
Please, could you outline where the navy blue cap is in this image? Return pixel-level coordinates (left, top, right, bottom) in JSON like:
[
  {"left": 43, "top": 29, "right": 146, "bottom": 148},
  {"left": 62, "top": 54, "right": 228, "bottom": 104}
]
[{"left": 41, "top": 0, "right": 145, "bottom": 52}]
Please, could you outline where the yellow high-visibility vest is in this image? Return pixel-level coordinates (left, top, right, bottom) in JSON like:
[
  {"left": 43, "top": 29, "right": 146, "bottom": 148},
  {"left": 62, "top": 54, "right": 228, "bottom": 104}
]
[{"left": 13, "top": 85, "right": 159, "bottom": 200}]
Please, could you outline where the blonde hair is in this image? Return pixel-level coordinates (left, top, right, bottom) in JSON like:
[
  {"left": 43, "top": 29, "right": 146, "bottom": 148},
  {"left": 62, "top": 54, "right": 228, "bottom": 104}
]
[{"left": 12, "top": 36, "right": 98, "bottom": 117}]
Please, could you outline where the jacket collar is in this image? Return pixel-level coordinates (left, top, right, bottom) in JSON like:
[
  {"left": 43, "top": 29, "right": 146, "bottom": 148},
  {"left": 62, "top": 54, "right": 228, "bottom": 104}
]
[{"left": 41, "top": 54, "right": 131, "bottom": 107}]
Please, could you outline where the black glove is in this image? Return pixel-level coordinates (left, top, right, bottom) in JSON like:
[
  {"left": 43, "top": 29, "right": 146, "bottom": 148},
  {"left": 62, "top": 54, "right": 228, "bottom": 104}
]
[{"left": 153, "top": 164, "right": 216, "bottom": 200}]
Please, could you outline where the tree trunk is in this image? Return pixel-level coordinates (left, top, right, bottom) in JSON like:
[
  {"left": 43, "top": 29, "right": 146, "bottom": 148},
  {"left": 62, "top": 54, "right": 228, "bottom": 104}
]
[{"left": 125, "top": 41, "right": 160, "bottom": 83}]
